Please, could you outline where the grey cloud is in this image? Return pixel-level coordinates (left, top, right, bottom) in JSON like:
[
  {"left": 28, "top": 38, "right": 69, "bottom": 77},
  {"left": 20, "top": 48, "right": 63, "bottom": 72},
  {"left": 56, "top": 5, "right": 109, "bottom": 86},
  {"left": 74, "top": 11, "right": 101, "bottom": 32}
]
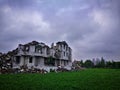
[
  {"left": 49, "top": 0, "right": 120, "bottom": 60},
  {"left": 0, "top": 0, "right": 120, "bottom": 61}
]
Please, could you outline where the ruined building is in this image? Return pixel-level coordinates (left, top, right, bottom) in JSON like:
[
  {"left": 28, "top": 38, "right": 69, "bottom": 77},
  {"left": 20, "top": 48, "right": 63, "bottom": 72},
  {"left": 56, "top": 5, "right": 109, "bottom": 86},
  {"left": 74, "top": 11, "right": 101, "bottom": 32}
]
[{"left": 12, "top": 41, "right": 72, "bottom": 71}]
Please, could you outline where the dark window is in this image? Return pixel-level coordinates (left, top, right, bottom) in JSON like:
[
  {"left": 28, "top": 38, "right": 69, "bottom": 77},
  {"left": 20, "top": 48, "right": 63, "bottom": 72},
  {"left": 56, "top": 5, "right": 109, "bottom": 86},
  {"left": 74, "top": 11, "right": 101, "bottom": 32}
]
[
  {"left": 64, "top": 45, "right": 65, "bottom": 49},
  {"left": 47, "top": 48, "right": 50, "bottom": 55},
  {"left": 64, "top": 52, "right": 65, "bottom": 56},
  {"left": 29, "top": 57, "right": 33, "bottom": 63},
  {"left": 16, "top": 56, "right": 20, "bottom": 64},
  {"left": 24, "top": 46, "right": 29, "bottom": 51},
  {"left": 67, "top": 61, "right": 68, "bottom": 65},
  {"left": 41, "top": 50, "right": 43, "bottom": 54}
]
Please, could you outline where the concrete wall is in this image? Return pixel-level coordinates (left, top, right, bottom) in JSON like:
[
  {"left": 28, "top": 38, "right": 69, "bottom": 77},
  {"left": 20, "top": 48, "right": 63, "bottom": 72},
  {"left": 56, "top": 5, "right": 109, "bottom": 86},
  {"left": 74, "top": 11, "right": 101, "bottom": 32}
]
[
  {"left": 13, "top": 41, "right": 72, "bottom": 69},
  {"left": 29, "top": 46, "right": 35, "bottom": 53},
  {"left": 27, "top": 57, "right": 35, "bottom": 68},
  {"left": 57, "top": 44, "right": 71, "bottom": 60}
]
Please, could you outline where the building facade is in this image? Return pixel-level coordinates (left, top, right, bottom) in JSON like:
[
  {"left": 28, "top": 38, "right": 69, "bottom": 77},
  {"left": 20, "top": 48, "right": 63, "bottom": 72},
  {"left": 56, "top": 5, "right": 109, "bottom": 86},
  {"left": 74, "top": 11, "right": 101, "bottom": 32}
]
[{"left": 12, "top": 41, "right": 72, "bottom": 71}]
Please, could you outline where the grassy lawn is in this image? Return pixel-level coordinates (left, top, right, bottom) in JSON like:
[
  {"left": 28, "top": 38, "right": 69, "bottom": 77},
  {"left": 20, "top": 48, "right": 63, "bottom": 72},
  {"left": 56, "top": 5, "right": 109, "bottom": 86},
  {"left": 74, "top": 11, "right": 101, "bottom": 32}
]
[{"left": 0, "top": 69, "right": 120, "bottom": 90}]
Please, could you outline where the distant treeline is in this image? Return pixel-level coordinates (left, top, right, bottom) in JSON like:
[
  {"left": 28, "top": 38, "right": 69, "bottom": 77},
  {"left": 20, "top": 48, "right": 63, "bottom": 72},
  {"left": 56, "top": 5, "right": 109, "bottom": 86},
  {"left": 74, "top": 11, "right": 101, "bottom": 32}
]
[{"left": 78, "top": 57, "right": 120, "bottom": 69}]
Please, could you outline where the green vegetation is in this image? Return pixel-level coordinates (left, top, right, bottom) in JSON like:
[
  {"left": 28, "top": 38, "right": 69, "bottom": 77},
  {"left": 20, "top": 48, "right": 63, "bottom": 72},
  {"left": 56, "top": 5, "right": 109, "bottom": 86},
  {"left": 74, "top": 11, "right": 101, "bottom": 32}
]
[
  {"left": 0, "top": 69, "right": 120, "bottom": 90},
  {"left": 79, "top": 58, "right": 120, "bottom": 68}
]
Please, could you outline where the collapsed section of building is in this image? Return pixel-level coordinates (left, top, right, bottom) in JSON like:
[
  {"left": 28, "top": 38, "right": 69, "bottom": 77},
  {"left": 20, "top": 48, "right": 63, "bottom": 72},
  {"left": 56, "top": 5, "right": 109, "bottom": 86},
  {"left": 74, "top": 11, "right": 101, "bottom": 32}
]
[{"left": 12, "top": 41, "right": 72, "bottom": 71}]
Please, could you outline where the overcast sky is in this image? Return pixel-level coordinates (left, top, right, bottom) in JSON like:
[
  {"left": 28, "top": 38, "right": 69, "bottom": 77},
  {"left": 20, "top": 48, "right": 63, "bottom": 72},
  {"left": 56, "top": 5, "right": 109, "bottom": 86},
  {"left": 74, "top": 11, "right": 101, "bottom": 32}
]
[{"left": 0, "top": 0, "right": 120, "bottom": 61}]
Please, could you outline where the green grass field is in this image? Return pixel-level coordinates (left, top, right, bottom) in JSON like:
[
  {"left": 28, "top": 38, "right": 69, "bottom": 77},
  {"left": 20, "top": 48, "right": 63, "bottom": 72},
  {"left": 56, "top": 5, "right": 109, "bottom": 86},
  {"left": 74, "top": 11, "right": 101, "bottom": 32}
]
[{"left": 0, "top": 69, "right": 120, "bottom": 90}]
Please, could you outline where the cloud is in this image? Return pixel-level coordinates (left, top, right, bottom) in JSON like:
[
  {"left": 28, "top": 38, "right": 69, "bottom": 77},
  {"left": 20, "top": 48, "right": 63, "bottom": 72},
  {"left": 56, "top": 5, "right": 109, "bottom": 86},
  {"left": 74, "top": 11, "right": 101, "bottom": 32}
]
[
  {"left": 0, "top": 5, "right": 53, "bottom": 51},
  {"left": 52, "top": 0, "right": 120, "bottom": 60},
  {"left": 0, "top": 0, "right": 120, "bottom": 61},
  {"left": 56, "top": 4, "right": 90, "bottom": 16}
]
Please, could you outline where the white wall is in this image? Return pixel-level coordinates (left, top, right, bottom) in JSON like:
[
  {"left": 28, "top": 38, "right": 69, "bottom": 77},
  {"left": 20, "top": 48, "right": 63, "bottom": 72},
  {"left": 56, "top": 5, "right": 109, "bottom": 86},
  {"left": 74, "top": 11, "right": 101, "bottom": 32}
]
[{"left": 29, "top": 46, "right": 35, "bottom": 52}]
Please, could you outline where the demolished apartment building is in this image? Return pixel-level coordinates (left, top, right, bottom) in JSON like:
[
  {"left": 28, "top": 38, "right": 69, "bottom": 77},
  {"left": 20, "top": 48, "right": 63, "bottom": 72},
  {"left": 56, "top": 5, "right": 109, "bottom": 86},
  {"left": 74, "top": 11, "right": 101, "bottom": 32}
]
[{"left": 12, "top": 41, "right": 72, "bottom": 71}]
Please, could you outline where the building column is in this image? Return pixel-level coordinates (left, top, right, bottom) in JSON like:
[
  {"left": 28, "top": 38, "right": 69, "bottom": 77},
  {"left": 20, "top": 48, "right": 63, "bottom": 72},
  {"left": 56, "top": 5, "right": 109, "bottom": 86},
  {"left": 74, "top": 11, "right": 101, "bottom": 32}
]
[
  {"left": 60, "top": 60, "right": 62, "bottom": 66},
  {"left": 33, "top": 56, "right": 36, "bottom": 66},
  {"left": 20, "top": 56, "right": 24, "bottom": 66}
]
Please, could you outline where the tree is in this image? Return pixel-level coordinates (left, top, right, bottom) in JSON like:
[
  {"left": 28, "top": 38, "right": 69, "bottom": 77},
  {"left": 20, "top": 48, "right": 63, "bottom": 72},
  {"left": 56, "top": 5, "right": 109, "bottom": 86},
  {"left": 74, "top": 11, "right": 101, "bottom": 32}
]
[
  {"left": 95, "top": 57, "right": 105, "bottom": 68},
  {"left": 84, "top": 60, "right": 94, "bottom": 68},
  {"left": 112, "top": 61, "right": 120, "bottom": 69},
  {"left": 44, "top": 56, "right": 55, "bottom": 66},
  {"left": 80, "top": 60, "right": 85, "bottom": 67},
  {"left": 106, "top": 61, "right": 112, "bottom": 68},
  {"left": 100, "top": 57, "right": 105, "bottom": 68}
]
